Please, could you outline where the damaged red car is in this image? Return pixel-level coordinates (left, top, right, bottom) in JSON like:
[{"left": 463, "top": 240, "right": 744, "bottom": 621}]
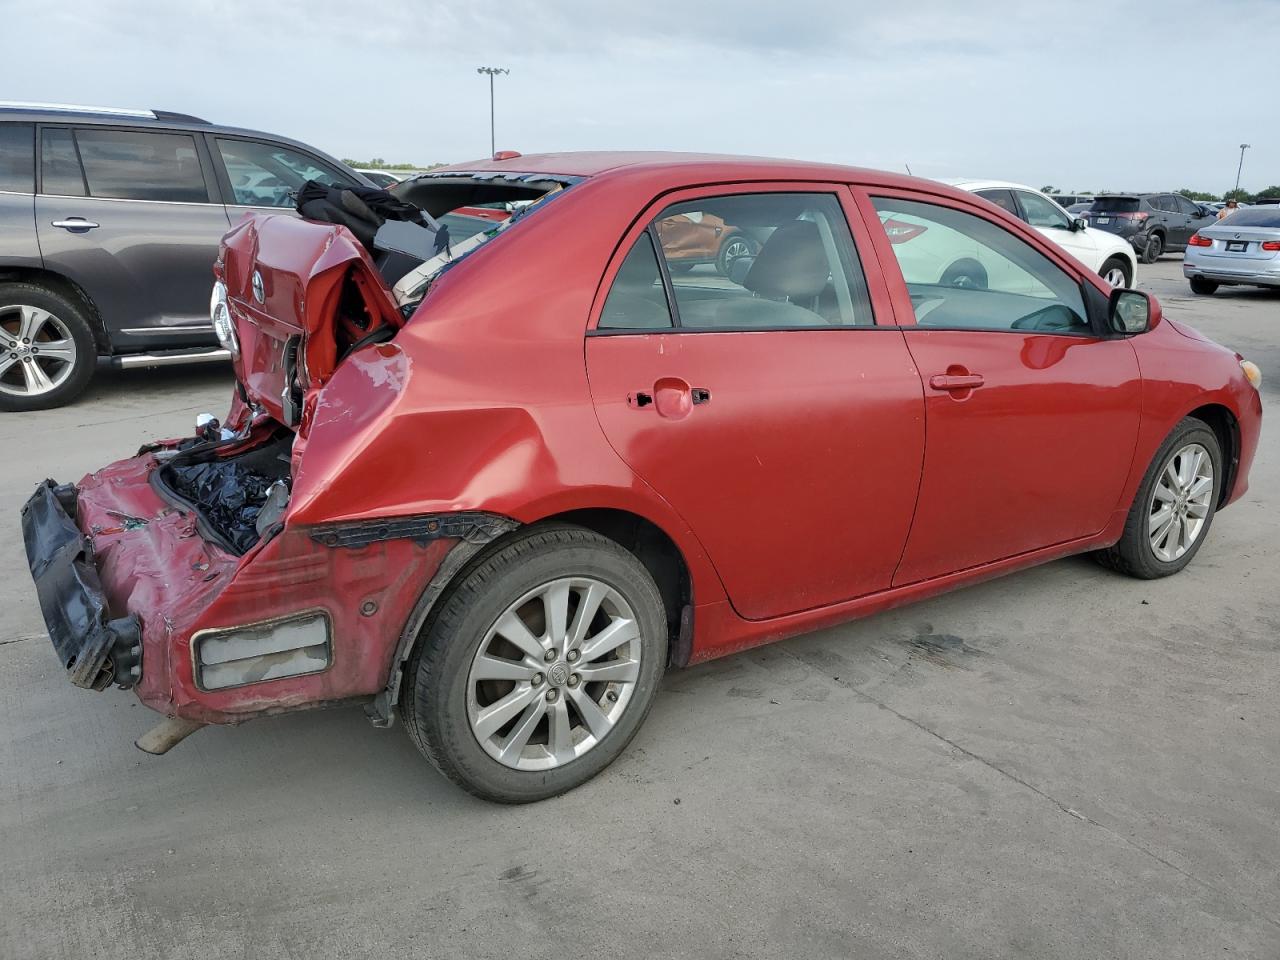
[{"left": 22, "top": 153, "right": 1263, "bottom": 803}]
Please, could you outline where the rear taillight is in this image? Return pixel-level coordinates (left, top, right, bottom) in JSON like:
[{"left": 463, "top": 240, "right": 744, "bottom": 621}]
[
  {"left": 1112, "top": 211, "right": 1149, "bottom": 220},
  {"left": 882, "top": 218, "right": 927, "bottom": 244},
  {"left": 1188, "top": 233, "right": 1213, "bottom": 247},
  {"left": 1262, "top": 240, "right": 1280, "bottom": 251}
]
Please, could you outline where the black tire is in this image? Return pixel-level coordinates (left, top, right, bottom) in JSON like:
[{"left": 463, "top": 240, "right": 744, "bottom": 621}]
[
  {"left": 0, "top": 283, "right": 96, "bottom": 412},
  {"left": 940, "top": 258, "right": 988, "bottom": 290},
  {"left": 715, "top": 233, "right": 757, "bottom": 277},
  {"left": 1094, "top": 418, "right": 1222, "bottom": 579},
  {"left": 1139, "top": 233, "right": 1164, "bottom": 264},
  {"left": 399, "top": 524, "right": 668, "bottom": 803},
  {"left": 1189, "top": 276, "right": 1219, "bottom": 295},
  {"left": 1099, "top": 256, "right": 1133, "bottom": 288}
]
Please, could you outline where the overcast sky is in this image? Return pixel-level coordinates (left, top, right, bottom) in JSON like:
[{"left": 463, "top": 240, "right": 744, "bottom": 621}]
[{"left": 3, "top": 0, "right": 1275, "bottom": 193}]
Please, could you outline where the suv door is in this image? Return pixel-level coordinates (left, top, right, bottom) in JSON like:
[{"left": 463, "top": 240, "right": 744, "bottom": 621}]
[
  {"left": 209, "top": 136, "right": 359, "bottom": 215},
  {"left": 1172, "top": 195, "right": 1208, "bottom": 248},
  {"left": 863, "top": 191, "right": 1141, "bottom": 585},
  {"left": 34, "top": 125, "right": 230, "bottom": 346},
  {"left": 586, "top": 186, "right": 926, "bottom": 620}
]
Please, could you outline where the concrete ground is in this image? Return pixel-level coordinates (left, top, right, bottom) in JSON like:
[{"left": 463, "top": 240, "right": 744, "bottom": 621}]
[{"left": 2, "top": 257, "right": 1276, "bottom": 960}]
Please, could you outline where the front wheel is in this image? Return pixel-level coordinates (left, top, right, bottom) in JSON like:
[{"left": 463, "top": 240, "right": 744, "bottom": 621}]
[
  {"left": 1095, "top": 418, "right": 1222, "bottom": 579},
  {"left": 400, "top": 525, "right": 668, "bottom": 802},
  {"left": 716, "top": 234, "right": 757, "bottom": 277},
  {"left": 1099, "top": 257, "right": 1133, "bottom": 288},
  {"left": 1189, "top": 276, "right": 1219, "bottom": 295}
]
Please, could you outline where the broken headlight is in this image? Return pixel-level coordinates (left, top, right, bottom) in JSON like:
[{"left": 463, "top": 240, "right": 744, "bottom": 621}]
[{"left": 210, "top": 280, "right": 239, "bottom": 359}]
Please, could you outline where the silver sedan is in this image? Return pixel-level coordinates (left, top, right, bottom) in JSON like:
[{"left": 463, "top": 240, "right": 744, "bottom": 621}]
[{"left": 1184, "top": 206, "right": 1280, "bottom": 294}]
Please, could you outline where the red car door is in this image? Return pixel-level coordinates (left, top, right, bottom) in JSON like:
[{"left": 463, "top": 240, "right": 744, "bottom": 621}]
[
  {"left": 586, "top": 186, "right": 925, "bottom": 621},
  {"left": 860, "top": 189, "right": 1141, "bottom": 586}
]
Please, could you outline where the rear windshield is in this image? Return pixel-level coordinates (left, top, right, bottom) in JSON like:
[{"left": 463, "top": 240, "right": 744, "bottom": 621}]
[
  {"left": 1092, "top": 198, "right": 1140, "bottom": 213},
  {"left": 1218, "top": 208, "right": 1280, "bottom": 228}
]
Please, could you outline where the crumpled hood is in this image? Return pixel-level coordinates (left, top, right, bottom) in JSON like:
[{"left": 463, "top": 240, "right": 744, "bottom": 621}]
[{"left": 218, "top": 214, "right": 403, "bottom": 426}]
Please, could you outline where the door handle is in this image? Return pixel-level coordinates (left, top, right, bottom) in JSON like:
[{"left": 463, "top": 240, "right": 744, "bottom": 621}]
[
  {"left": 929, "top": 374, "right": 984, "bottom": 391},
  {"left": 627, "top": 382, "right": 711, "bottom": 416},
  {"left": 51, "top": 218, "right": 100, "bottom": 232}
]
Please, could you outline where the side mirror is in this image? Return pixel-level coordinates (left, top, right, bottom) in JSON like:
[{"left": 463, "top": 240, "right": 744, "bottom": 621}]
[
  {"left": 1072, "top": 217, "right": 1088, "bottom": 232},
  {"left": 1109, "top": 288, "right": 1152, "bottom": 335}
]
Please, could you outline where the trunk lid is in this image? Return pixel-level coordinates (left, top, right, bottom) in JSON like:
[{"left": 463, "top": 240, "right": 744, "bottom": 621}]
[{"left": 218, "top": 214, "right": 403, "bottom": 426}]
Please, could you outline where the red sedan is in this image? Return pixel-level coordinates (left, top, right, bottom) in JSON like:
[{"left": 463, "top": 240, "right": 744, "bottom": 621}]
[{"left": 22, "top": 153, "right": 1263, "bottom": 802}]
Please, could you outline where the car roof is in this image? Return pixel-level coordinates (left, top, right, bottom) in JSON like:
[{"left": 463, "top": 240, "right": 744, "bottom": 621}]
[
  {"left": 938, "top": 177, "right": 1041, "bottom": 194},
  {"left": 434, "top": 150, "right": 940, "bottom": 189}
]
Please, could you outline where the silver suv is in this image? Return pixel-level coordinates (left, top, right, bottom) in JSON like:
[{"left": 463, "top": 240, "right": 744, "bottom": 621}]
[{"left": 0, "top": 102, "right": 371, "bottom": 410}]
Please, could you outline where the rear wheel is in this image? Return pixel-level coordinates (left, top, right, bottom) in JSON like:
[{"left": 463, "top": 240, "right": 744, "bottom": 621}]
[
  {"left": 1099, "top": 256, "right": 1132, "bottom": 288},
  {"left": 716, "top": 234, "right": 757, "bottom": 277},
  {"left": 400, "top": 524, "right": 668, "bottom": 802},
  {"left": 940, "top": 258, "right": 988, "bottom": 289},
  {"left": 1189, "top": 276, "right": 1219, "bottom": 295},
  {"left": 1139, "top": 233, "right": 1164, "bottom": 264},
  {"left": 1095, "top": 418, "right": 1221, "bottom": 579},
  {"left": 0, "top": 284, "right": 96, "bottom": 412}
]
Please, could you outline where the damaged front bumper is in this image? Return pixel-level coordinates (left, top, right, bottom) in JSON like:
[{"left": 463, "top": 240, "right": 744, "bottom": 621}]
[{"left": 21, "top": 480, "right": 143, "bottom": 691}]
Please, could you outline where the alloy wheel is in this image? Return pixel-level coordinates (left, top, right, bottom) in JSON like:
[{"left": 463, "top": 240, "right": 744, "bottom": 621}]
[
  {"left": 466, "top": 576, "right": 643, "bottom": 771},
  {"left": 0, "top": 305, "right": 78, "bottom": 398},
  {"left": 1103, "top": 265, "right": 1128, "bottom": 287},
  {"left": 1148, "top": 442, "right": 1214, "bottom": 563}
]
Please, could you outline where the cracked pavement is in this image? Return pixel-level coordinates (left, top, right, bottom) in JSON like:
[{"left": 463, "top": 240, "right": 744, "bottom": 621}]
[{"left": 2, "top": 259, "right": 1278, "bottom": 959}]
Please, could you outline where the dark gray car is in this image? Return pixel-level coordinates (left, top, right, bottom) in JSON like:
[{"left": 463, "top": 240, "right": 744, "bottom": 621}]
[
  {"left": 1084, "top": 192, "right": 1218, "bottom": 265},
  {"left": 0, "top": 102, "right": 371, "bottom": 411}
]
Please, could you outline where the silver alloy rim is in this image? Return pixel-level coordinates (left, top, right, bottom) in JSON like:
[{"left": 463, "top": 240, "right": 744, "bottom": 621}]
[
  {"left": 1104, "top": 265, "right": 1128, "bottom": 287},
  {"left": 723, "top": 237, "right": 752, "bottom": 266},
  {"left": 1148, "top": 442, "right": 1213, "bottom": 562},
  {"left": 466, "top": 577, "right": 642, "bottom": 771},
  {"left": 0, "top": 305, "right": 77, "bottom": 397}
]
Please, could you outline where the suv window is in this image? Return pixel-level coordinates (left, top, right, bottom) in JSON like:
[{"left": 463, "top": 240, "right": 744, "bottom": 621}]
[
  {"left": 872, "top": 197, "right": 1089, "bottom": 335},
  {"left": 40, "top": 128, "right": 86, "bottom": 196},
  {"left": 1016, "top": 190, "right": 1072, "bottom": 230},
  {"left": 975, "top": 189, "right": 1018, "bottom": 216},
  {"left": 1174, "top": 195, "right": 1201, "bottom": 217},
  {"left": 216, "top": 138, "right": 352, "bottom": 207},
  {"left": 0, "top": 123, "right": 34, "bottom": 193},
  {"left": 1092, "top": 197, "right": 1139, "bottom": 213},
  {"left": 73, "top": 128, "right": 209, "bottom": 203},
  {"left": 651, "top": 192, "right": 872, "bottom": 328},
  {"left": 599, "top": 232, "right": 674, "bottom": 329}
]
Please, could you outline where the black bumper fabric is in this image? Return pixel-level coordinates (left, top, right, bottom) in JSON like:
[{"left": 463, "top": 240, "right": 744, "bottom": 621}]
[{"left": 20, "top": 480, "right": 141, "bottom": 691}]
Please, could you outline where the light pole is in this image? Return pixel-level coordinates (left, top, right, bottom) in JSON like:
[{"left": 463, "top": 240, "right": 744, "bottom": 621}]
[
  {"left": 1233, "top": 143, "right": 1251, "bottom": 196},
  {"left": 477, "top": 66, "right": 509, "bottom": 158}
]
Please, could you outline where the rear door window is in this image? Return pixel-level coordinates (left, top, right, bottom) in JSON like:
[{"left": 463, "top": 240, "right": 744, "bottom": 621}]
[
  {"left": 599, "top": 232, "right": 674, "bottom": 329},
  {"left": 74, "top": 128, "right": 210, "bottom": 203},
  {"left": 216, "top": 138, "right": 354, "bottom": 207},
  {"left": 39, "top": 128, "right": 86, "bottom": 197},
  {"left": 653, "top": 192, "right": 873, "bottom": 328},
  {"left": 0, "top": 123, "right": 35, "bottom": 193},
  {"left": 975, "top": 189, "right": 1019, "bottom": 216}
]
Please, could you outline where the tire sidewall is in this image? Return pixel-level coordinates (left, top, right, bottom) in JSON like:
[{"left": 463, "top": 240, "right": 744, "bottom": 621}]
[
  {"left": 0, "top": 284, "right": 96, "bottom": 411},
  {"left": 1100, "top": 257, "right": 1133, "bottom": 288},
  {"left": 412, "top": 530, "right": 667, "bottom": 802}
]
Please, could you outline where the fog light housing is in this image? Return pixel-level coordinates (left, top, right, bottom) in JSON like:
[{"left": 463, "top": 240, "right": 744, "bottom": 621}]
[
  {"left": 193, "top": 611, "right": 331, "bottom": 691},
  {"left": 210, "top": 280, "right": 239, "bottom": 359}
]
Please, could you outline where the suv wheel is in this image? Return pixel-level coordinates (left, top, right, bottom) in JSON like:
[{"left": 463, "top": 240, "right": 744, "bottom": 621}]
[
  {"left": 400, "top": 524, "right": 668, "bottom": 802},
  {"left": 1139, "top": 233, "right": 1164, "bottom": 264},
  {"left": 1189, "top": 276, "right": 1219, "bottom": 295},
  {"left": 0, "top": 284, "right": 96, "bottom": 411}
]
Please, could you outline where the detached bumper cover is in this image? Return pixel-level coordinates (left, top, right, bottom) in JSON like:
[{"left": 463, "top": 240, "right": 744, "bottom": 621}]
[{"left": 20, "top": 480, "right": 142, "bottom": 691}]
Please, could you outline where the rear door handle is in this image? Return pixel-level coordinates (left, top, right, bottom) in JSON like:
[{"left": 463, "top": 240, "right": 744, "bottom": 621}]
[
  {"left": 929, "top": 374, "right": 984, "bottom": 391},
  {"left": 51, "top": 218, "right": 100, "bottom": 232}
]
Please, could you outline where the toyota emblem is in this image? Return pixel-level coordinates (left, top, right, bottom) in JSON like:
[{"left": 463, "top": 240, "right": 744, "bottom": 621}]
[{"left": 251, "top": 270, "right": 265, "bottom": 304}]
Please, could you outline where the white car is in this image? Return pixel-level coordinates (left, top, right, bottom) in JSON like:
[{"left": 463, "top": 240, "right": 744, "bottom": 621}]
[
  {"left": 356, "top": 168, "right": 405, "bottom": 189},
  {"left": 942, "top": 179, "right": 1136, "bottom": 288}
]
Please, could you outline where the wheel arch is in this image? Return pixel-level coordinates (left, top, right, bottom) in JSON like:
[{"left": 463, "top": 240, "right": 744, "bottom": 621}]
[
  {"left": 1187, "top": 402, "right": 1240, "bottom": 507},
  {"left": 0, "top": 267, "right": 109, "bottom": 353}
]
